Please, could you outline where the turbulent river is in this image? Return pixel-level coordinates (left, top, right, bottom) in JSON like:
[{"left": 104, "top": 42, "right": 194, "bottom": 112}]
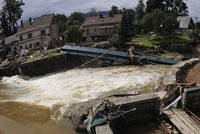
[{"left": 0, "top": 65, "right": 171, "bottom": 134}]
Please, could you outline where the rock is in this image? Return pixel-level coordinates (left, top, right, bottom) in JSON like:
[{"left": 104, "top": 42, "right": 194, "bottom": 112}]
[{"left": 62, "top": 99, "right": 103, "bottom": 132}]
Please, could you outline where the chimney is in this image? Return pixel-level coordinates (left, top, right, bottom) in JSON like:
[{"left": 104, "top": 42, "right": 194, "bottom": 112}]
[
  {"left": 21, "top": 20, "right": 24, "bottom": 28},
  {"left": 29, "top": 17, "right": 32, "bottom": 25},
  {"left": 99, "top": 14, "right": 104, "bottom": 18}
]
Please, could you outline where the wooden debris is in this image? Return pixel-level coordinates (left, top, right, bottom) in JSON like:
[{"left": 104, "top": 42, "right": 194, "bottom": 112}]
[{"left": 164, "top": 108, "right": 200, "bottom": 134}]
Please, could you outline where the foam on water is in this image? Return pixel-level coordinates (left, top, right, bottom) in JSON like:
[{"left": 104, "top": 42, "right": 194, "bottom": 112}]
[{"left": 0, "top": 65, "right": 170, "bottom": 107}]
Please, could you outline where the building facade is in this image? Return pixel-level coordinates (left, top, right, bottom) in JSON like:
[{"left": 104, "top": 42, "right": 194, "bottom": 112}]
[
  {"left": 81, "top": 14, "right": 123, "bottom": 41},
  {"left": 177, "top": 16, "right": 195, "bottom": 33},
  {"left": 5, "top": 14, "right": 59, "bottom": 53}
]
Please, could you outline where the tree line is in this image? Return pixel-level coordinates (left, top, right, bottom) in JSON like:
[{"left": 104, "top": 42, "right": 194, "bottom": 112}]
[
  {"left": 0, "top": 0, "right": 190, "bottom": 45},
  {"left": 117, "top": 0, "right": 189, "bottom": 46}
]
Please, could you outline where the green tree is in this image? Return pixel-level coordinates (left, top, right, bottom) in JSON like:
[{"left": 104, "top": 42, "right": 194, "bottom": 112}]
[
  {"left": 146, "top": 0, "right": 188, "bottom": 16},
  {"left": 69, "top": 12, "right": 84, "bottom": 23},
  {"left": 63, "top": 21, "right": 83, "bottom": 44},
  {"left": 197, "top": 22, "right": 200, "bottom": 30},
  {"left": 54, "top": 14, "right": 67, "bottom": 35},
  {"left": 164, "top": 0, "right": 188, "bottom": 16},
  {"left": 109, "top": 5, "right": 119, "bottom": 15},
  {"left": 0, "top": 0, "right": 25, "bottom": 36},
  {"left": 55, "top": 14, "right": 67, "bottom": 22},
  {"left": 142, "top": 9, "right": 177, "bottom": 34},
  {"left": 142, "top": 13, "right": 154, "bottom": 33},
  {"left": 161, "top": 13, "right": 177, "bottom": 34},
  {"left": 152, "top": 9, "right": 165, "bottom": 34},
  {"left": 0, "top": 12, "right": 9, "bottom": 37},
  {"left": 109, "top": 34, "right": 121, "bottom": 48},
  {"left": 118, "top": 8, "right": 135, "bottom": 45},
  {"left": 146, "top": 0, "right": 164, "bottom": 13},
  {"left": 126, "top": 9, "right": 135, "bottom": 31},
  {"left": 134, "top": 0, "right": 145, "bottom": 25},
  {"left": 62, "top": 12, "right": 85, "bottom": 44}
]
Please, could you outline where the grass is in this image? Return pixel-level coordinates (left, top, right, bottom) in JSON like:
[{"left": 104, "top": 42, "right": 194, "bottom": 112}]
[{"left": 132, "top": 34, "right": 191, "bottom": 46}]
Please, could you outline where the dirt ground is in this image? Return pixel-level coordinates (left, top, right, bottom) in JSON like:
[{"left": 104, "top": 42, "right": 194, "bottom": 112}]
[{"left": 185, "top": 62, "right": 200, "bottom": 84}]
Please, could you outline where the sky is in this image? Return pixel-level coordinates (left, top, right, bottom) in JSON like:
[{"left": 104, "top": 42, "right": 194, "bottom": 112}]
[{"left": 0, "top": 0, "right": 200, "bottom": 21}]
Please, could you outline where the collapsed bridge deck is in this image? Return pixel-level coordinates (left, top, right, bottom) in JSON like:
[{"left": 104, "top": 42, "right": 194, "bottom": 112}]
[{"left": 61, "top": 45, "right": 180, "bottom": 65}]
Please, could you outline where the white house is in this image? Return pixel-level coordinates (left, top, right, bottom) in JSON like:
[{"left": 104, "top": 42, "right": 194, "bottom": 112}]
[{"left": 5, "top": 14, "right": 59, "bottom": 53}]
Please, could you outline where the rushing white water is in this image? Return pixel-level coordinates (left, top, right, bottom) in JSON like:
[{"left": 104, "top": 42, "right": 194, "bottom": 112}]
[
  {"left": 0, "top": 65, "right": 170, "bottom": 107},
  {"left": 0, "top": 65, "right": 171, "bottom": 134}
]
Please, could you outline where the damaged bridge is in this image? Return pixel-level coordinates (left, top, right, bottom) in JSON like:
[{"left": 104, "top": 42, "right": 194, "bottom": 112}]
[{"left": 61, "top": 44, "right": 180, "bottom": 65}]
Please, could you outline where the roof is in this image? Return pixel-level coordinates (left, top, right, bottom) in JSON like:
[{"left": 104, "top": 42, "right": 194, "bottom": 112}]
[
  {"left": 82, "top": 14, "right": 122, "bottom": 27},
  {"left": 5, "top": 35, "right": 18, "bottom": 45},
  {"left": 177, "top": 16, "right": 193, "bottom": 29},
  {"left": 17, "top": 14, "right": 54, "bottom": 35}
]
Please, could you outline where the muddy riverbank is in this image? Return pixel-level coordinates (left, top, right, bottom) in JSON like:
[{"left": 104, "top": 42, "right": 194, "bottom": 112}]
[{"left": 185, "top": 62, "right": 200, "bottom": 84}]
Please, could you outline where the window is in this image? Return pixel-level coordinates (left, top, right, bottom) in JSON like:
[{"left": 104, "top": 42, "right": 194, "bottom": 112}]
[
  {"left": 41, "top": 30, "right": 46, "bottom": 35},
  {"left": 94, "top": 29, "right": 97, "bottom": 32},
  {"left": 25, "top": 45, "right": 28, "bottom": 49},
  {"left": 20, "top": 46, "right": 23, "bottom": 49},
  {"left": 36, "top": 42, "right": 40, "bottom": 47},
  {"left": 28, "top": 33, "right": 32, "bottom": 39},
  {"left": 20, "top": 36, "right": 22, "bottom": 41},
  {"left": 29, "top": 44, "right": 32, "bottom": 48},
  {"left": 87, "top": 29, "right": 89, "bottom": 34}
]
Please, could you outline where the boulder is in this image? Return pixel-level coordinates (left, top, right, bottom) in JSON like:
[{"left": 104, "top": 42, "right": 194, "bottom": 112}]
[{"left": 62, "top": 99, "right": 103, "bottom": 132}]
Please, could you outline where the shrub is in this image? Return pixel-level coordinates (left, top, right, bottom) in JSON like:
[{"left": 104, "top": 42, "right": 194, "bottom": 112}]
[{"left": 109, "top": 34, "right": 121, "bottom": 48}]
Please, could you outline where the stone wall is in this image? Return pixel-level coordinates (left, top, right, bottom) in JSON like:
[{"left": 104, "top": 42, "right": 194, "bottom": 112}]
[
  {"left": 162, "top": 58, "right": 199, "bottom": 87},
  {"left": 157, "top": 58, "right": 200, "bottom": 108}
]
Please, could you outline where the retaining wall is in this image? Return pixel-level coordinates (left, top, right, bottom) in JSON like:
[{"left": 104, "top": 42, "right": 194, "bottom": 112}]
[
  {"left": 0, "top": 54, "right": 97, "bottom": 77},
  {"left": 162, "top": 58, "right": 199, "bottom": 90}
]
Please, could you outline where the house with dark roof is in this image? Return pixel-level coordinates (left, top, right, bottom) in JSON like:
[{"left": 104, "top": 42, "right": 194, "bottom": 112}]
[
  {"left": 81, "top": 14, "right": 123, "bottom": 41},
  {"left": 5, "top": 14, "right": 59, "bottom": 53},
  {"left": 177, "top": 16, "right": 194, "bottom": 33}
]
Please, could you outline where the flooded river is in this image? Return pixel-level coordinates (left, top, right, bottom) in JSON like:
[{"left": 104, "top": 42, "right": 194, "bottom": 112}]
[{"left": 0, "top": 65, "right": 171, "bottom": 134}]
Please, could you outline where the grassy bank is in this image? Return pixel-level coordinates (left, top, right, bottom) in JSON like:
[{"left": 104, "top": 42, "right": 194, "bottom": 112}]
[{"left": 132, "top": 34, "right": 191, "bottom": 46}]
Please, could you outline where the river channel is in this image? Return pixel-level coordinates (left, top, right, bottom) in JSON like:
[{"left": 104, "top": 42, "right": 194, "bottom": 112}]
[{"left": 0, "top": 65, "right": 171, "bottom": 134}]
